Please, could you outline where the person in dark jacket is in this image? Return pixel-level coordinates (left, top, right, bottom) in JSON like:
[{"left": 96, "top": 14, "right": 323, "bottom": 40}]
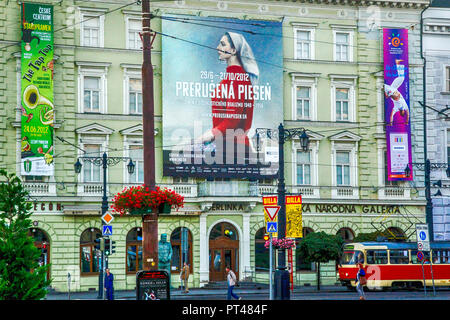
[{"left": 104, "top": 268, "right": 114, "bottom": 300}]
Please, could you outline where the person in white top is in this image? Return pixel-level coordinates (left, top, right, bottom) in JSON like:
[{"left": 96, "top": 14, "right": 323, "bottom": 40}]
[
  {"left": 384, "top": 59, "right": 410, "bottom": 126},
  {"left": 226, "top": 266, "right": 242, "bottom": 300}
]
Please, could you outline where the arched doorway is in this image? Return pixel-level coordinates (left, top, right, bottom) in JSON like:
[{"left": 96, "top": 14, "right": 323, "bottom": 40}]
[
  {"left": 28, "top": 228, "right": 50, "bottom": 281},
  {"left": 209, "top": 222, "right": 239, "bottom": 282}
]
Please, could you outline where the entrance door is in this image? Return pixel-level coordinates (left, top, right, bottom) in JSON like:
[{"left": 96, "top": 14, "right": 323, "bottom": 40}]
[{"left": 209, "top": 222, "right": 239, "bottom": 282}]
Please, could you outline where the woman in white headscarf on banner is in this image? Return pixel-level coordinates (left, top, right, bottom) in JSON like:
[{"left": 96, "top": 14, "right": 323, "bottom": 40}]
[{"left": 195, "top": 32, "right": 259, "bottom": 163}]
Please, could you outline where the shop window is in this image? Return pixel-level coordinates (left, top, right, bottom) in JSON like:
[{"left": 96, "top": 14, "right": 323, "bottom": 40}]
[
  {"left": 80, "top": 228, "right": 102, "bottom": 275},
  {"left": 255, "top": 228, "right": 269, "bottom": 271},
  {"left": 126, "top": 228, "right": 142, "bottom": 273},
  {"left": 171, "top": 227, "right": 193, "bottom": 273}
]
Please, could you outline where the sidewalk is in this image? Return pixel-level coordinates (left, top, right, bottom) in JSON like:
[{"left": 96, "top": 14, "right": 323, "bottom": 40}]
[{"left": 45, "top": 285, "right": 348, "bottom": 300}]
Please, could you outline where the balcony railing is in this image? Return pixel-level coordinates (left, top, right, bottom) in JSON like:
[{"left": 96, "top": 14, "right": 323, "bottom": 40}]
[
  {"left": 32, "top": 181, "right": 412, "bottom": 201},
  {"left": 23, "top": 182, "right": 56, "bottom": 196}
]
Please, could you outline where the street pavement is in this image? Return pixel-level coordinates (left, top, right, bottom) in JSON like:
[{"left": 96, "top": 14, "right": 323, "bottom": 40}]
[{"left": 44, "top": 285, "right": 450, "bottom": 300}]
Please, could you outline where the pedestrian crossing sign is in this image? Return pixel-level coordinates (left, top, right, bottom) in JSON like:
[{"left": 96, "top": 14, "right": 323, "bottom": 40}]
[
  {"left": 102, "top": 225, "right": 113, "bottom": 236},
  {"left": 267, "top": 222, "right": 277, "bottom": 233}
]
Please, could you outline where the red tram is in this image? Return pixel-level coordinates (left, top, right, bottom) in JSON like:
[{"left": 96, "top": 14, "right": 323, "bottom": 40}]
[{"left": 338, "top": 242, "right": 450, "bottom": 290}]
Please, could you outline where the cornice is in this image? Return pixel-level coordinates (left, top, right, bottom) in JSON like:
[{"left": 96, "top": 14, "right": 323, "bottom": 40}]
[{"left": 270, "top": 0, "right": 430, "bottom": 9}]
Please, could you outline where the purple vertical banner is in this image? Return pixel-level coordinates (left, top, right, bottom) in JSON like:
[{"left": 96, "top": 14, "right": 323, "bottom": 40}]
[{"left": 383, "top": 29, "right": 413, "bottom": 181}]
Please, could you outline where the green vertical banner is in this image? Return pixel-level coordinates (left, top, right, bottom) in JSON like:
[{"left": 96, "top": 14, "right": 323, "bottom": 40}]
[{"left": 21, "top": 3, "right": 54, "bottom": 176}]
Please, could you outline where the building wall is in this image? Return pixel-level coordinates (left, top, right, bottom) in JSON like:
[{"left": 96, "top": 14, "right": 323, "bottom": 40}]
[
  {"left": 0, "top": 0, "right": 429, "bottom": 293},
  {"left": 423, "top": 5, "right": 450, "bottom": 241}
]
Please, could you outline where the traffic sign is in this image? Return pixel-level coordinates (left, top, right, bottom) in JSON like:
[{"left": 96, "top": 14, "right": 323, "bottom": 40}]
[
  {"left": 416, "top": 224, "right": 430, "bottom": 252},
  {"left": 267, "top": 222, "right": 278, "bottom": 233},
  {"left": 101, "top": 211, "right": 114, "bottom": 225},
  {"left": 264, "top": 206, "right": 280, "bottom": 221},
  {"left": 102, "top": 225, "right": 113, "bottom": 236},
  {"left": 417, "top": 251, "right": 424, "bottom": 262}
]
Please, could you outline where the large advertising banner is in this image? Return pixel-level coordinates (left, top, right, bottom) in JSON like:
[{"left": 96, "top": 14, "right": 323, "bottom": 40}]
[
  {"left": 162, "top": 15, "right": 283, "bottom": 178},
  {"left": 383, "top": 29, "right": 413, "bottom": 181},
  {"left": 21, "top": 3, "right": 54, "bottom": 176}
]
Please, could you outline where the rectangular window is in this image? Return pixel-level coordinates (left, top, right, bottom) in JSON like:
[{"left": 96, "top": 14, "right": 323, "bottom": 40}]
[
  {"left": 366, "top": 250, "right": 388, "bottom": 265},
  {"left": 126, "top": 245, "right": 142, "bottom": 272},
  {"left": 173, "top": 177, "right": 189, "bottom": 183},
  {"left": 129, "top": 78, "right": 142, "bottom": 114},
  {"left": 389, "top": 250, "right": 410, "bottom": 264},
  {"left": 296, "top": 86, "right": 311, "bottom": 120},
  {"left": 83, "top": 76, "right": 100, "bottom": 113},
  {"left": 447, "top": 130, "right": 450, "bottom": 166},
  {"left": 82, "top": 15, "right": 100, "bottom": 47},
  {"left": 296, "top": 151, "right": 311, "bottom": 185},
  {"left": 411, "top": 250, "right": 430, "bottom": 264},
  {"left": 129, "top": 145, "right": 144, "bottom": 183},
  {"left": 335, "top": 32, "right": 349, "bottom": 61},
  {"left": 83, "top": 144, "right": 101, "bottom": 182},
  {"left": 335, "top": 88, "right": 349, "bottom": 121},
  {"left": 432, "top": 250, "right": 450, "bottom": 264},
  {"left": 295, "top": 30, "right": 311, "bottom": 59},
  {"left": 336, "top": 151, "right": 350, "bottom": 186},
  {"left": 128, "top": 19, "right": 142, "bottom": 50}
]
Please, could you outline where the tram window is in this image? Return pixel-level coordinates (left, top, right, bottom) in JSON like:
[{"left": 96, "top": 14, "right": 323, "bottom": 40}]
[
  {"left": 389, "top": 250, "right": 409, "bottom": 264},
  {"left": 411, "top": 250, "right": 430, "bottom": 264},
  {"left": 340, "top": 250, "right": 363, "bottom": 265},
  {"left": 366, "top": 250, "right": 388, "bottom": 264},
  {"left": 432, "top": 250, "right": 450, "bottom": 264}
]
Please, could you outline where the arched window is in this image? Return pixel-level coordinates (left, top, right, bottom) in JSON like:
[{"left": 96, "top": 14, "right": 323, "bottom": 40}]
[
  {"left": 384, "top": 227, "right": 406, "bottom": 242},
  {"left": 337, "top": 227, "right": 354, "bottom": 243},
  {"left": 171, "top": 227, "right": 193, "bottom": 273},
  {"left": 126, "top": 228, "right": 142, "bottom": 273},
  {"left": 255, "top": 228, "right": 269, "bottom": 271},
  {"left": 295, "top": 227, "right": 315, "bottom": 271},
  {"left": 28, "top": 228, "right": 50, "bottom": 280},
  {"left": 80, "top": 228, "right": 102, "bottom": 275},
  {"left": 209, "top": 222, "right": 238, "bottom": 241}
]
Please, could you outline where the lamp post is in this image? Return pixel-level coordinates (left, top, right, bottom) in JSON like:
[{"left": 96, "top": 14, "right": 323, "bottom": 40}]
[
  {"left": 74, "top": 152, "right": 135, "bottom": 299},
  {"left": 404, "top": 160, "right": 450, "bottom": 242},
  {"left": 256, "top": 123, "right": 309, "bottom": 300}
]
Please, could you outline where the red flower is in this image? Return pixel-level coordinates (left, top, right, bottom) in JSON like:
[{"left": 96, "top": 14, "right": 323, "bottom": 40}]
[{"left": 110, "top": 185, "right": 185, "bottom": 216}]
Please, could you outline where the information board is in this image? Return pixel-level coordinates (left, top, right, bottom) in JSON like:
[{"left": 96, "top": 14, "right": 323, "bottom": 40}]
[{"left": 136, "top": 270, "right": 170, "bottom": 300}]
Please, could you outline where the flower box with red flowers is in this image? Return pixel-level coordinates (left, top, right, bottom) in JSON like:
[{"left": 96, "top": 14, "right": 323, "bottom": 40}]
[
  {"left": 264, "top": 238, "right": 296, "bottom": 250},
  {"left": 110, "top": 185, "right": 184, "bottom": 216}
]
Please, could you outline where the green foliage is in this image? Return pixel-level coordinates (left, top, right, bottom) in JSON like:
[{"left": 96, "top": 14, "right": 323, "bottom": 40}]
[
  {"left": 0, "top": 170, "right": 51, "bottom": 300},
  {"left": 296, "top": 231, "right": 344, "bottom": 263},
  {"left": 353, "top": 231, "right": 385, "bottom": 242}
]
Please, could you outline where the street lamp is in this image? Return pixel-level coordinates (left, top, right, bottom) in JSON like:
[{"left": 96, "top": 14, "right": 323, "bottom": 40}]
[
  {"left": 256, "top": 123, "right": 309, "bottom": 300},
  {"left": 74, "top": 151, "right": 134, "bottom": 299},
  {"left": 404, "top": 160, "right": 450, "bottom": 241}
]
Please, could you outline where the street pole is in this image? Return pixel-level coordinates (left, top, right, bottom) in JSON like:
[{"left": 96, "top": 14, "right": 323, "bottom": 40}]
[
  {"left": 424, "top": 159, "right": 434, "bottom": 241},
  {"left": 274, "top": 123, "right": 290, "bottom": 300},
  {"left": 97, "top": 152, "right": 108, "bottom": 299},
  {"left": 141, "top": 0, "right": 158, "bottom": 271},
  {"left": 269, "top": 233, "right": 273, "bottom": 300}
]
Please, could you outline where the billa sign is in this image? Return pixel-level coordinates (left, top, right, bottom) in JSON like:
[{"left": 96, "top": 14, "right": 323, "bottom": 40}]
[
  {"left": 21, "top": 3, "right": 54, "bottom": 176},
  {"left": 286, "top": 195, "right": 302, "bottom": 238},
  {"left": 136, "top": 270, "right": 170, "bottom": 300}
]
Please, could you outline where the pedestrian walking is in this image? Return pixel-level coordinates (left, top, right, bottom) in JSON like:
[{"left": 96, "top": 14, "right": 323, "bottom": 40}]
[
  {"left": 180, "top": 262, "right": 190, "bottom": 293},
  {"left": 356, "top": 263, "right": 366, "bottom": 300},
  {"left": 104, "top": 268, "right": 114, "bottom": 300},
  {"left": 226, "top": 266, "right": 241, "bottom": 300}
]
